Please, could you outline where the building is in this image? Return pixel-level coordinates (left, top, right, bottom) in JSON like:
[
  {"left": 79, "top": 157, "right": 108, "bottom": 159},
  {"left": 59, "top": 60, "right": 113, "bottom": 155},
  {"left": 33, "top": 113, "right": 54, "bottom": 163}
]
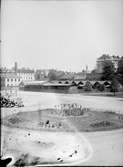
[
  {"left": 35, "top": 69, "right": 50, "bottom": 80},
  {"left": 12, "top": 62, "right": 35, "bottom": 82},
  {"left": 17, "top": 69, "right": 35, "bottom": 82},
  {"left": 1, "top": 73, "right": 22, "bottom": 88},
  {"left": 73, "top": 70, "right": 87, "bottom": 81},
  {"left": 0, "top": 62, "right": 35, "bottom": 88},
  {"left": 0, "top": 62, "right": 35, "bottom": 89},
  {"left": 96, "top": 54, "right": 120, "bottom": 73}
]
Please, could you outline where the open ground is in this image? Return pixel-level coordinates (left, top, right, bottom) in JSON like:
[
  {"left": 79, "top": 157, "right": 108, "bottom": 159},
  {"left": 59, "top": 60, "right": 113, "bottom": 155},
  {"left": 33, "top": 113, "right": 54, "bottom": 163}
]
[{"left": 1, "top": 91, "right": 123, "bottom": 166}]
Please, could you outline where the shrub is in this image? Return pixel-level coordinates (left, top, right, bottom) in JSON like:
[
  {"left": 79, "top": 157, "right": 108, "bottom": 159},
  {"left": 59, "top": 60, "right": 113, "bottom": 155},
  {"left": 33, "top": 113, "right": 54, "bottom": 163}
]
[
  {"left": 84, "top": 81, "right": 92, "bottom": 91},
  {"left": 97, "top": 84, "right": 105, "bottom": 91},
  {"left": 90, "top": 121, "right": 114, "bottom": 128}
]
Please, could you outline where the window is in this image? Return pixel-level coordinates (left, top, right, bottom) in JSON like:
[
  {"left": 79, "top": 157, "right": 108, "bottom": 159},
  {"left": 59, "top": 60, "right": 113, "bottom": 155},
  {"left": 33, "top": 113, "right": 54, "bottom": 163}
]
[
  {"left": 11, "top": 78, "right": 13, "bottom": 82},
  {"left": 7, "top": 78, "right": 9, "bottom": 82},
  {"left": 15, "top": 79, "right": 16, "bottom": 82}
]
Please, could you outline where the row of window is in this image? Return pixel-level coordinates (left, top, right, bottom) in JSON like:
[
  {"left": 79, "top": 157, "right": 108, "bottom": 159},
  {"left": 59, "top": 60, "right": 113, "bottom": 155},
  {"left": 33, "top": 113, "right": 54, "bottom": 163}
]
[
  {"left": 7, "top": 78, "right": 21, "bottom": 82},
  {"left": 7, "top": 83, "right": 19, "bottom": 86},
  {"left": 6, "top": 77, "right": 33, "bottom": 82},
  {"left": 21, "top": 77, "right": 33, "bottom": 80},
  {"left": 18, "top": 73, "right": 34, "bottom": 75}
]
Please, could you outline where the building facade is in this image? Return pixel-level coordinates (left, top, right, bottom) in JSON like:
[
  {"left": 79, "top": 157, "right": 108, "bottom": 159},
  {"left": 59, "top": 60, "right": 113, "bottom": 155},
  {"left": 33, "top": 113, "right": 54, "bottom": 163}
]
[
  {"left": 34, "top": 69, "right": 50, "bottom": 80},
  {"left": 12, "top": 62, "right": 35, "bottom": 82},
  {"left": 17, "top": 69, "right": 35, "bottom": 82},
  {"left": 96, "top": 54, "right": 120, "bottom": 73},
  {"left": 0, "top": 62, "right": 35, "bottom": 88},
  {"left": 1, "top": 73, "right": 22, "bottom": 88}
]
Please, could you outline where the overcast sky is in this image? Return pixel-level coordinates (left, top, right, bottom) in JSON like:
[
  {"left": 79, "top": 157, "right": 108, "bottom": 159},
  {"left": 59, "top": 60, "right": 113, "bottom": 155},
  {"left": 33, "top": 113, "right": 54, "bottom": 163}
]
[{"left": 1, "top": 0, "right": 123, "bottom": 72}]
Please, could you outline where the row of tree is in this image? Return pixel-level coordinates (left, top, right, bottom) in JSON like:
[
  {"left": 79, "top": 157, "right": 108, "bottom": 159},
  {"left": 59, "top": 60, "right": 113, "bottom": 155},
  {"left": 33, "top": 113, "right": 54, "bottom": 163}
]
[{"left": 46, "top": 56, "right": 123, "bottom": 95}]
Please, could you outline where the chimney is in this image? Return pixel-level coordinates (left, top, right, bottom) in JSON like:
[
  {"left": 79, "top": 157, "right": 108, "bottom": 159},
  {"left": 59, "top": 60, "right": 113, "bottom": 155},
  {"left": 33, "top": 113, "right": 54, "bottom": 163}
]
[
  {"left": 14, "top": 62, "right": 18, "bottom": 73},
  {"left": 86, "top": 65, "right": 88, "bottom": 73}
]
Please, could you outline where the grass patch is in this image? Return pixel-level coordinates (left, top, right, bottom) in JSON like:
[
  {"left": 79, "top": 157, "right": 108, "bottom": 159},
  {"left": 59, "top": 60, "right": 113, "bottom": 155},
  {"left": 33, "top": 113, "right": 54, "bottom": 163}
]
[{"left": 2, "top": 105, "right": 123, "bottom": 132}]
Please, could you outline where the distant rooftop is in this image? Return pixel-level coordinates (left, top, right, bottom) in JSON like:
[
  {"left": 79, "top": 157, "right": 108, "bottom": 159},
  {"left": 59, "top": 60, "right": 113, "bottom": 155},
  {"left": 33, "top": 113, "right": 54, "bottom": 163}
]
[
  {"left": 17, "top": 69, "right": 34, "bottom": 73},
  {"left": 98, "top": 54, "right": 111, "bottom": 60},
  {"left": 58, "top": 73, "right": 74, "bottom": 80},
  {"left": 23, "top": 81, "right": 72, "bottom": 86},
  {"left": 1, "top": 73, "right": 21, "bottom": 78},
  {"left": 98, "top": 54, "right": 120, "bottom": 60}
]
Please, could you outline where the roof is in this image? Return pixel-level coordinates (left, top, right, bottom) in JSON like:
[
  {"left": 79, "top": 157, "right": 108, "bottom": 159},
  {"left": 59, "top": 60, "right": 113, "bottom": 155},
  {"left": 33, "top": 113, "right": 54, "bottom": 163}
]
[
  {"left": 74, "top": 73, "right": 86, "bottom": 80},
  {"left": 23, "top": 81, "right": 72, "bottom": 86},
  {"left": 111, "top": 55, "right": 120, "bottom": 60},
  {"left": 59, "top": 73, "right": 74, "bottom": 80},
  {"left": 22, "top": 80, "right": 111, "bottom": 87},
  {"left": 23, "top": 81, "right": 47, "bottom": 85},
  {"left": 97, "top": 54, "right": 111, "bottom": 60},
  {"left": 17, "top": 69, "right": 34, "bottom": 73},
  {"left": 1, "top": 73, "right": 21, "bottom": 78}
]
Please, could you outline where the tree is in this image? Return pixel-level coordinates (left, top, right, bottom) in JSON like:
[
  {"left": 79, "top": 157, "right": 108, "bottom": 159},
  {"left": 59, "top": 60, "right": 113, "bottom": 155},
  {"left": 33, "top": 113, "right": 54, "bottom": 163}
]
[
  {"left": 87, "top": 69, "right": 102, "bottom": 80},
  {"left": 97, "top": 84, "right": 105, "bottom": 92},
  {"left": 110, "top": 78, "right": 120, "bottom": 96},
  {"left": 117, "top": 57, "right": 123, "bottom": 86},
  {"left": 48, "top": 70, "right": 57, "bottom": 81},
  {"left": 101, "top": 60, "right": 115, "bottom": 81},
  {"left": 48, "top": 70, "right": 64, "bottom": 81},
  {"left": 84, "top": 81, "right": 92, "bottom": 91},
  {"left": 101, "top": 60, "right": 120, "bottom": 95}
]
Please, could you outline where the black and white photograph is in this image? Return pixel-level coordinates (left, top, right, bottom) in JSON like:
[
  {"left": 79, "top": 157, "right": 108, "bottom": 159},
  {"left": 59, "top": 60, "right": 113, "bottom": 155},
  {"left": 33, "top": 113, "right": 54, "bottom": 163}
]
[{"left": 1, "top": 0, "right": 123, "bottom": 166}]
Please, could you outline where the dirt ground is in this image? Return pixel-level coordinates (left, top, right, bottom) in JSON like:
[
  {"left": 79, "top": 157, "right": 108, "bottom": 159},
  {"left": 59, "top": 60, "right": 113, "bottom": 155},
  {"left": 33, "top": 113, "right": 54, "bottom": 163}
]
[
  {"left": 1, "top": 91, "right": 123, "bottom": 166},
  {"left": 1, "top": 126, "right": 93, "bottom": 166},
  {"left": 81, "top": 129, "right": 123, "bottom": 166}
]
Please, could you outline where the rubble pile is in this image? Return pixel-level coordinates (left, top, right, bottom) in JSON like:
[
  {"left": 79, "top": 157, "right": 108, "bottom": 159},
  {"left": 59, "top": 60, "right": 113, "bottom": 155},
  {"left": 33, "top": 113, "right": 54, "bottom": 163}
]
[{"left": 0, "top": 95, "right": 24, "bottom": 108}]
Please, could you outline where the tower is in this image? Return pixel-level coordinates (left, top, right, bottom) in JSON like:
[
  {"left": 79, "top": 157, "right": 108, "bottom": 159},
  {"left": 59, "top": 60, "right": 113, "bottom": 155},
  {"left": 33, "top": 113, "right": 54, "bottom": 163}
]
[
  {"left": 86, "top": 65, "right": 88, "bottom": 74},
  {"left": 14, "top": 62, "right": 18, "bottom": 73}
]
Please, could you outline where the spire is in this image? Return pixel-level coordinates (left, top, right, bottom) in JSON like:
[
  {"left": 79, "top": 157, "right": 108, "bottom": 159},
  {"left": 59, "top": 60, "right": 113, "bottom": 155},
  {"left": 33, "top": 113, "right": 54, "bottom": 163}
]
[{"left": 86, "top": 65, "right": 88, "bottom": 73}]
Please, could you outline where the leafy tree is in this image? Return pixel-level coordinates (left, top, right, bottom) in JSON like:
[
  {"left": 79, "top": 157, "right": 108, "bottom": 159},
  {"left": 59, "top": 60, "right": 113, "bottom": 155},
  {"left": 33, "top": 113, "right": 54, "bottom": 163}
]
[
  {"left": 84, "top": 81, "right": 92, "bottom": 91},
  {"left": 97, "top": 84, "right": 105, "bottom": 92},
  {"left": 48, "top": 70, "right": 57, "bottom": 81},
  {"left": 101, "top": 60, "right": 120, "bottom": 95},
  {"left": 117, "top": 57, "right": 123, "bottom": 85},
  {"left": 101, "top": 60, "right": 115, "bottom": 81},
  {"left": 48, "top": 70, "right": 64, "bottom": 81},
  {"left": 87, "top": 69, "right": 101, "bottom": 80},
  {"left": 110, "top": 78, "right": 120, "bottom": 96}
]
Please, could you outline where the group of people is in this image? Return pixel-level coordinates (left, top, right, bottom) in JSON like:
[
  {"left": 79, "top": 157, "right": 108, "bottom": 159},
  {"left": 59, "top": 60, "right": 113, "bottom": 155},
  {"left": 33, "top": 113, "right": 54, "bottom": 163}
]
[
  {"left": 52, "top": 103, "right": 89, "bottom": 116},
  {"left": 39, "top": 120, "right": 62, "bottom": 129},
  {"left": 38, "top": 103, "right": 90, "bottom": 130}
]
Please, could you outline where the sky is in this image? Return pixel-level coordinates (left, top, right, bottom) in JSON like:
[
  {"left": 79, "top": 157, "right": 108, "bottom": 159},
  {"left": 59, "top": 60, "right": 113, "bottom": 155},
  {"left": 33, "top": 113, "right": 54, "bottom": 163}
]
[{"left": 1, "top": 0, "right": 123, "bottom": 72}]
